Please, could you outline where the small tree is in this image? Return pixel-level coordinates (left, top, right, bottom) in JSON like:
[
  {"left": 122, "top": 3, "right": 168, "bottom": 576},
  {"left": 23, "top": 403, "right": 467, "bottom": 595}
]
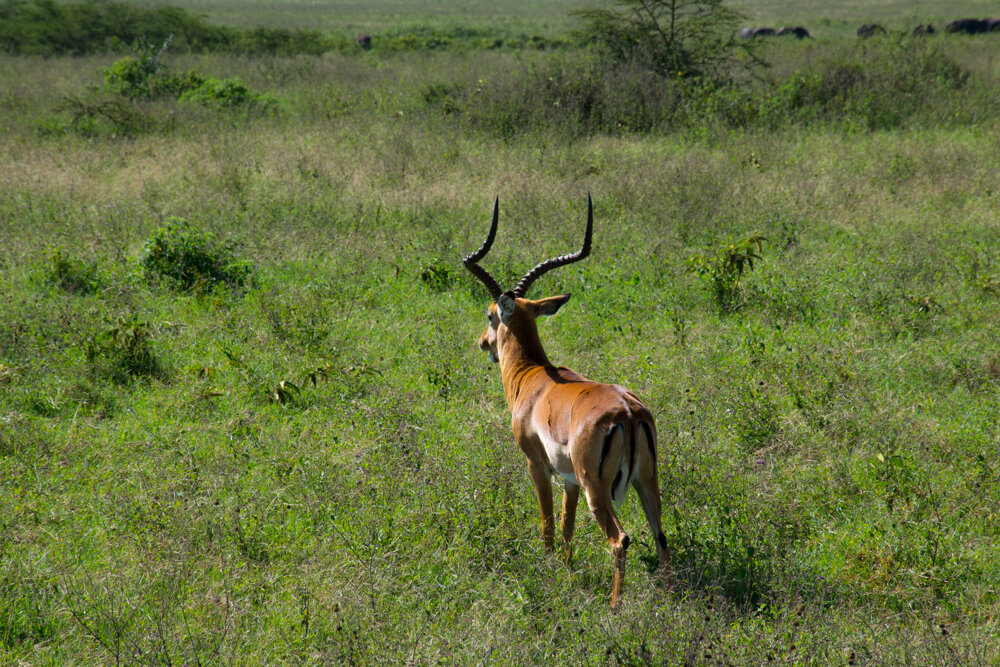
[{"left": 573, "top": 0, "right": 760, "bottom": 80}]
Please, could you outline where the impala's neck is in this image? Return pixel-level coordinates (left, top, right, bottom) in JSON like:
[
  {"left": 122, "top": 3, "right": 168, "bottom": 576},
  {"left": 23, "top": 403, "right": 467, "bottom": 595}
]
[{"left": 497, "top": 316, "right": 552, "bottom": 408}]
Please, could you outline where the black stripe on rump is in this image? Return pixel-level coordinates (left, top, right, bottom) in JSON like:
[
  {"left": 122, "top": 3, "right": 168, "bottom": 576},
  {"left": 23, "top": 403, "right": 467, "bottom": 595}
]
[
  {"left": 599, "top": 424, "right": 619, "bottom": 476},
  {"left": 611, "top": 469, "right": 624, "bottom": 500},
  {"left": 639, "top": 421, "right": 655, "bottom": 459},
  {"left": 623, "top": 415, "right": 637, "bottom": 489}
]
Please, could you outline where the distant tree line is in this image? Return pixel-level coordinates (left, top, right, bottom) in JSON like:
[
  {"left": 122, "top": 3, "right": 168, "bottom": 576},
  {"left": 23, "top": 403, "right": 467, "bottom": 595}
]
[
  {"left": 0, "top": 0, "right": 336, "bottom": 55},
  {"left": 0, "top": 0, "right": 568, "bottom": 56}
]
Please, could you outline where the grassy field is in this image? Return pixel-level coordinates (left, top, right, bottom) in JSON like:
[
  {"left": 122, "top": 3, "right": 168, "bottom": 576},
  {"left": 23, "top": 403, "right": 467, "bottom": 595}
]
[{"left": 2, "top": 1, "right": 1000, "bottom": 664}]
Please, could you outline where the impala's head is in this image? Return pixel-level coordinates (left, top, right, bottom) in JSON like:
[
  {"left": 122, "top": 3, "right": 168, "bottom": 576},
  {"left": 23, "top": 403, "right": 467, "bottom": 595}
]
[
  {"left": 478, "top": 292, "right": 572, "bottom": 363},
  {"left": 464, "top": 195, "right": 592, "bottom": 365}
]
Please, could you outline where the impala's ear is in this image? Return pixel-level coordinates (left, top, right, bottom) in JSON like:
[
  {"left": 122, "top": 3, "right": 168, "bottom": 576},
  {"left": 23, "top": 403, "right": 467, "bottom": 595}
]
[
  {"left": 532, "top": 294, "right": 571, "bottom": 317},
  {"left": 497, "top": 291, "right": 517, "bottom": 324}
]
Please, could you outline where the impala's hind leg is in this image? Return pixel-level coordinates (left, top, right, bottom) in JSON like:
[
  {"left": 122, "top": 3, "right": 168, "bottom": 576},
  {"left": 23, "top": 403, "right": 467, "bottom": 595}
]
[
  {"left": 633, "top": 424, "right": 670, "bottom": 574},
  {"left": 561, "top": 482, "right": 580, "bottom": 563},
  {"left": 582, "top": 483, "right": 629, "bottom": 609}
]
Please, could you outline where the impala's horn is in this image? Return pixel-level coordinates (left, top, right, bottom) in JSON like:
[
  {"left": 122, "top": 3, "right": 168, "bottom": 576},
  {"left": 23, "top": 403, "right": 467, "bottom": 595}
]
[
  {"left": 463, "top": 196, "right": 504, "bottom": 301},
  {"left": 512, "top": 193, "right": 592, "bottom": 298}
]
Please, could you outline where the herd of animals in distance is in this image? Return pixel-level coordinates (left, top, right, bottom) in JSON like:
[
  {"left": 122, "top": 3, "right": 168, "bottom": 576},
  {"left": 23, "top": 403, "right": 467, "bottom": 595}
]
[{"left": 738, "top": 17, "right": 1000, "bottom": 40}]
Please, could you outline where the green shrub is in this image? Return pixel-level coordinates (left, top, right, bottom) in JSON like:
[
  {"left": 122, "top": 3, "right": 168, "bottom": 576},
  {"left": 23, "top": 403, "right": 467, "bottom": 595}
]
[
  {"left": 139, "top": 218, "right": 253, "bottom": 291},
  {"left": 681, "top": 77, "right": 761, "bottom": 128},
  {"left": 687, "top": 233, "right": 766, "bottom": 312},
  {"left": 102, "top": 36, "right": 173, "bottom": 98},
  {"left": 101, "top": 41, "right": 272, "bottom": 117},
  {"left": 454, "top": 32, "right": 979, "bottom": 138},
  {"left": 38, "top": 247, "right": 103, "bottom": 295},
  {"left": 102, "top": 39, "right": 218, "bottom": 104},
  {"left": 103, "top": 57, "right": 206, "bottom": 100},
  {"left": 85, "top": 314, "right": 163, "bottom": 384},
  {"left": 179, "top": 77, "right": 277, "bottom": 112}
]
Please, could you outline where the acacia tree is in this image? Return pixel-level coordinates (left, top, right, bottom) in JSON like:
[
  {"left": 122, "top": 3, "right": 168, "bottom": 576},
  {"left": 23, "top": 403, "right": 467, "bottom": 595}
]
[{"left": 573, "top": 0, "right": 761, "bottom": 80}]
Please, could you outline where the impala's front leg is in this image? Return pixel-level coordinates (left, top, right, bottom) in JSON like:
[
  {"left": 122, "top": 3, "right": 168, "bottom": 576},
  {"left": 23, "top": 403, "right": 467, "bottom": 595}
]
[{"left": 527, "top": 459, "right": 555, "bottom": 551}]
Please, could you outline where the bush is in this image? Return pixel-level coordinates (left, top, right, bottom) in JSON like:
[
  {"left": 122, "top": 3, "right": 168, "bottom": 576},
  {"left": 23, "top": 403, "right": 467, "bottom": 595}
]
[
  {"left": 140, "top": 218, "right": 253, "bottom": 291},
  {"left": 179, "top": 77, "right": 277, "bottom": 112},
  {"left": 102, "top": 42, "right": 272, "bottom": 113},
  {"left": 38, "top": 247, "right": 103, "bottom": 294},
  {"left": 85, "top": 314, "right": 163, "bottom": 384},
  {"left": 687, "top": 233, "right": 766, "bottom": 312},
  {"left": 103, "top": 36, "right": 174, "bottom": 99},
  {"left": 103, "top": 46, "right": 207, "bottom": 101},
  {"left": 40, "top": 39, "right": 275, "bottom": 138},
  {"left": 454, "top": 32, "right": 976, "bottom": 138}
]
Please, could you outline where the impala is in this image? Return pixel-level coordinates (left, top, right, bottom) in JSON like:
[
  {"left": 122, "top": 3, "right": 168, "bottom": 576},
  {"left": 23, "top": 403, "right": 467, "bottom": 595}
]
[{"left": 463, "top": 195, "right": 670, "bottom": 608}]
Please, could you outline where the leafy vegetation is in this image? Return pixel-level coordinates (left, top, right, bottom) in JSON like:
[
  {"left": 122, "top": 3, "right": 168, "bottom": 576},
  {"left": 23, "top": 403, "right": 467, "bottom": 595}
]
[
  {"left": 101, "top": 36, "right": 213, "bottom": 102},
  {"left": 85, "top": 314, "right": 164, "bottom": 384},
  {"left": 687, "top": 233, "right": 766, "bottom": 312},
  {"left": 103, "top": 39, "right": 275, "bottom": 111},
  {"left": 178, "top": 76, "right": 277, "bottom": 111},
  {"left": 140, "top": 218, "right": 253, "bottom": 290},
  {"left": 36, "top": 246, "right": 104, "bottom": 295}
]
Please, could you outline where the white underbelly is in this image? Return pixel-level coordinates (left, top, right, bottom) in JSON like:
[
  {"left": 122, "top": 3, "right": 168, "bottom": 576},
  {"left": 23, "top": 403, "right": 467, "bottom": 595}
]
[{"left": 537, "top": 431, "right": 578, "bottom": 485}]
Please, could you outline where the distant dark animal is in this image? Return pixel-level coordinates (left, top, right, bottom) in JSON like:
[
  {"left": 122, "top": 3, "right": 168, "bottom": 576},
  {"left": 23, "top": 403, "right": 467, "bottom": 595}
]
[
  {"left": 945, "top": 18, "right": 990, "bottom": 35},
  {"left": 857, "top": 24, "right": 887, "bottom": 38},
  {"left": 740, "top": 27, "right": 777, "bottom": 39},
  {"left": 988, "top": 19, "right": 1000, "bottom": 32},
  {"left": 777, "top": 26, "right": 812, "bottom": 39},
  {"left": 356, "top": 34, "right": 372, "bottom": 50},
  {"left": 911, "top": 23, "right": 935, "bottom": 36}
]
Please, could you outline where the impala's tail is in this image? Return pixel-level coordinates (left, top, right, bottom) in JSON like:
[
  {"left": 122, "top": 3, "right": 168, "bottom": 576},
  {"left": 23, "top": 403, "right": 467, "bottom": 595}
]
[
  {"left": 595, "top": 410, "right": 635, "bottom": 511},
  {"left": 597, "top": 407, "right": 657, "bottom": 511}
]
